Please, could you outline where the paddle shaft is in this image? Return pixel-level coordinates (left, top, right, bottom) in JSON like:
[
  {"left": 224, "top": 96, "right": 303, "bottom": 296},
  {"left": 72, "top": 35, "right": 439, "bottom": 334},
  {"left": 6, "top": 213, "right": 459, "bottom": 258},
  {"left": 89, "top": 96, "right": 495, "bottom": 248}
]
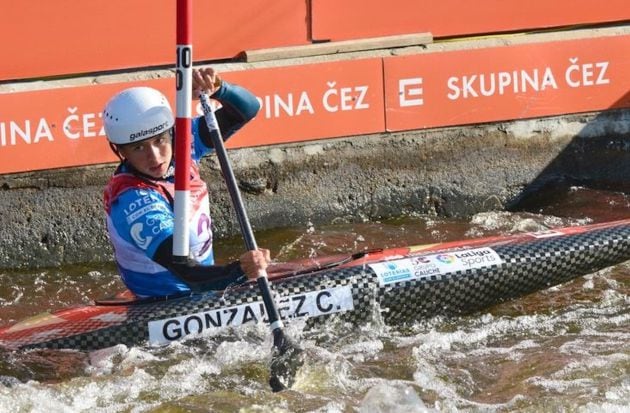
[{"left": 198, "top": 94, "right": 285, "bottom": 332}]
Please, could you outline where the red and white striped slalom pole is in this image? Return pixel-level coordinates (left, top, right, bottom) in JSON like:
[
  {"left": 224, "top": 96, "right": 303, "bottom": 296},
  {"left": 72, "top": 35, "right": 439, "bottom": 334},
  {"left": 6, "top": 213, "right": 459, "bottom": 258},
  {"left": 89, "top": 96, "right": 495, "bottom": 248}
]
[
  {"left": 175, "top": 0, "right": 302, "bottom": 391},
  {"left": 173, "top": 0, "right": 193, "bottom": 262}
]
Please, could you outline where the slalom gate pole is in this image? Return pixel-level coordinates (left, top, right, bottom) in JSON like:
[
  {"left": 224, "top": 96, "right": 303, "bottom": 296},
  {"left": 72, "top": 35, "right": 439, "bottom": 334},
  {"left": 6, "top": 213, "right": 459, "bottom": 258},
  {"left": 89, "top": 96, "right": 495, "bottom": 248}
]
[{"left": 173, "top": 0, "right": 193, "bottom": 262}]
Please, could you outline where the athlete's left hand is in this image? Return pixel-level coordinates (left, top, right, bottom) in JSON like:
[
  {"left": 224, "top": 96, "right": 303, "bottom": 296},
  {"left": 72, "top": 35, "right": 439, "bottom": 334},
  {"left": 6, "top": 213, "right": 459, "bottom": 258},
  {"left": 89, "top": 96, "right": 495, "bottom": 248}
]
[{"left": 239, "top": 248, "right": 271, "bottom": 280}]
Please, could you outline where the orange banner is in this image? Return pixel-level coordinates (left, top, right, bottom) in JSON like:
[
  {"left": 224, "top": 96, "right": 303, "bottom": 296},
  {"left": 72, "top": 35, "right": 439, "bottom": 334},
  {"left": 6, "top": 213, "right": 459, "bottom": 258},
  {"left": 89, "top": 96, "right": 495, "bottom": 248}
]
[
  {"left": 0, "top": 0, "right": 308, "bottom": 81},
  {"left": 0, "top": 59, "right": 385, "bottom": 174},
  {"left": 220, "top": 59, "right": 385, "bottom": 148},
  {"left": 383, "top": 35, "right": 630, "bottom": 131},
  {"left": 1, "top": 35, "right": 628, "bottom": 175},
  {"left": 311, "top": 0, "right": 630, "bottom": 40},
  {"left": 0, "top": 81, "right": 152, "bottom": 175}
]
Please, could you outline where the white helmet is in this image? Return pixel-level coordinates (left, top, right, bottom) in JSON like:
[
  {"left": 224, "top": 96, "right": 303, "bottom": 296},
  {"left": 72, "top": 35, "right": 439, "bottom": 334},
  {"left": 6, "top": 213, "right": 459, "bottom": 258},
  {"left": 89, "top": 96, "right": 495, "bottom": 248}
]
[{"left": 103, "top": 87, "right": 174, "bottom": 145}]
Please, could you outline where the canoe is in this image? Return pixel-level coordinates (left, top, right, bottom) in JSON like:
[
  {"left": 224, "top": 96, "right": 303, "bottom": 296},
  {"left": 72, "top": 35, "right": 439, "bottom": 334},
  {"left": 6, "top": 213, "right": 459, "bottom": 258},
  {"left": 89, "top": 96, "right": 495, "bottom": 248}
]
[{"left": 1, "top": 218, "right": 629, "bottom": 351}]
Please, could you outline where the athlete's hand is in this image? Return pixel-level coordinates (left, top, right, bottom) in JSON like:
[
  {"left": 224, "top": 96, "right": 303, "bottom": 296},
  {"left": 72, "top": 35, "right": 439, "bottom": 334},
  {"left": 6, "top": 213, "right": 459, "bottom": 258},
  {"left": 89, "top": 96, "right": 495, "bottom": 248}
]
[
  {"left": 192, "top": 67, "right": 222, "bottom": 98},
  {"left": 239, "top": 248, "right": 271, "bottom": 280}
]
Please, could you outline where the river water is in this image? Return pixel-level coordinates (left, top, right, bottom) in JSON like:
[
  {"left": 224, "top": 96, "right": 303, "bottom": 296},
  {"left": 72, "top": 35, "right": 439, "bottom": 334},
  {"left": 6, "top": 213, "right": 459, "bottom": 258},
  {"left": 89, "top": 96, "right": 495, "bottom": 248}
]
[{"left": 0, "top": 186, "right": 628, "bottom": 412}]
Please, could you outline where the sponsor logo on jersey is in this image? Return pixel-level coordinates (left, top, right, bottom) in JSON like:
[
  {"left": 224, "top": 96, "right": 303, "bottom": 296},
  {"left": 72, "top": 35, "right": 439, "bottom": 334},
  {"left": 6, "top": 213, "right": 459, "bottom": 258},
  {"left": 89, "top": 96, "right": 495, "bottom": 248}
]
[
  {"left": 130, "top": 222, "right": 152, "bottom": 250},
  {"left": 126, "top": 203, "right": 170, "bottom": 224}
]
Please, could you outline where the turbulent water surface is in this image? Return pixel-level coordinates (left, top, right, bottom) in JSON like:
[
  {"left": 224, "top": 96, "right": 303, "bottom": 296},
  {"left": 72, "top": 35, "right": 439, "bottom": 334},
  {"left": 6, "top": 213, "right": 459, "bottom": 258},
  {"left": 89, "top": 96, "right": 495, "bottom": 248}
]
[{"left": 0, "top": 186, "right": 628, "bottom": 412}]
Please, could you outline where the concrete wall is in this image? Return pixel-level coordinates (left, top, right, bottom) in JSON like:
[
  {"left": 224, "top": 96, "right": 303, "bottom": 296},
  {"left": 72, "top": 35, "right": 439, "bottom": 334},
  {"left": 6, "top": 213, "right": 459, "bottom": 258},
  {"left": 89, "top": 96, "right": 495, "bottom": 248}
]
[
  {"left": 1, "top": 27, "right": 629, "bottom": 270},
  {"left": 1, "top": 108, "right": 628, "bottom": 270}
]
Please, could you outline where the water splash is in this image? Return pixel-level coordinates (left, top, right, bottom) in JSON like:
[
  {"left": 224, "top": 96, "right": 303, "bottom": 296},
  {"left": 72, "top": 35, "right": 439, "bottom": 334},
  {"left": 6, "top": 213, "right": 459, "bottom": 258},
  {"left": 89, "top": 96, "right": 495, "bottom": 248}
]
[{"left": 0, "top": 186, "right": 628, "bottom": 411}]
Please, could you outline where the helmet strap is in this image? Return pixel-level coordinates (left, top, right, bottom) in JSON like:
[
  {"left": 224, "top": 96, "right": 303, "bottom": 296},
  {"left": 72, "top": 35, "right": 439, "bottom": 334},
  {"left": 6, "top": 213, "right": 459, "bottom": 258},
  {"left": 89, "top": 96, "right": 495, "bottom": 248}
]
[{"left": 109, "top": 142, "right": 125, "bottom": 162}]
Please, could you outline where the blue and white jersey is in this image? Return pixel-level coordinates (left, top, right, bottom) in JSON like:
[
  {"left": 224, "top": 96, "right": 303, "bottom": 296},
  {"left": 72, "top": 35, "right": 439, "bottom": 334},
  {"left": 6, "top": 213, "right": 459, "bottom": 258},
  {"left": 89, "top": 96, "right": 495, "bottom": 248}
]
[
  {"left": 104, "top": 125, "right": 213, "bottom": 297},
  {"left": 103, "top": 81, "right": 260, "bottom": 297}
]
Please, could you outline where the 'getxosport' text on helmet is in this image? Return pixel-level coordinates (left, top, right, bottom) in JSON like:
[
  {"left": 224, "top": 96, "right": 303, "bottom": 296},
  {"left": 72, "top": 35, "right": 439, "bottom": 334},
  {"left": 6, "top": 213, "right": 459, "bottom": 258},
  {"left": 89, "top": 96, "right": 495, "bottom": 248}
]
[{"left": 103, "top": 87, "right": 175, "bottom": 145}]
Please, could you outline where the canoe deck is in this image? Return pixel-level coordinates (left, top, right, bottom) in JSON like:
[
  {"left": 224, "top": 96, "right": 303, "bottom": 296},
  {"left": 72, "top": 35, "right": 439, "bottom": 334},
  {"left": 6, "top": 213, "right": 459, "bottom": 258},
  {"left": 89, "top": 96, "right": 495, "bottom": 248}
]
[{"left": 1, "top": 219, "right": 629, "bottom": 351}]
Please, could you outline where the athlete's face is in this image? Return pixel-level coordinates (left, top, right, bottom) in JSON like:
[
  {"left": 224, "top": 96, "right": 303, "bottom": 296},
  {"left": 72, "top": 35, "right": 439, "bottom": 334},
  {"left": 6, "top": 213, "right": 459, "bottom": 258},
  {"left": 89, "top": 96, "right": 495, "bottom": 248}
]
[{"left": 118, "top": 130, "right": 173, "bottom": 178}]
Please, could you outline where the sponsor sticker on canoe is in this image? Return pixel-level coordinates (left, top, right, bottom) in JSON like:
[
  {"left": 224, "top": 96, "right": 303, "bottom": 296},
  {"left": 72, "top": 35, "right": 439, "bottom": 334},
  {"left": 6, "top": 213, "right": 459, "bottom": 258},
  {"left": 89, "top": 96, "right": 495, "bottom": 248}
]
[
  {"left": 147, "top": 285, "right": 354, "bottom": 345},
  {"left": 370, "top": 247, "right": 503, "bottom": 286}
]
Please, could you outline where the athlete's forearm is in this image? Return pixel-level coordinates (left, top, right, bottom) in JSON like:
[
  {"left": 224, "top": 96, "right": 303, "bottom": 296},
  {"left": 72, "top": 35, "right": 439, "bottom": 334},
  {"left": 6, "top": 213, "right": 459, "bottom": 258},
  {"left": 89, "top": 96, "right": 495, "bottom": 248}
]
[
  {"left": 197, "top": 80, "right": 260, "bottom": 146},
  {"left": 153, "top": 236, "right": 246, "bottom": 290}
]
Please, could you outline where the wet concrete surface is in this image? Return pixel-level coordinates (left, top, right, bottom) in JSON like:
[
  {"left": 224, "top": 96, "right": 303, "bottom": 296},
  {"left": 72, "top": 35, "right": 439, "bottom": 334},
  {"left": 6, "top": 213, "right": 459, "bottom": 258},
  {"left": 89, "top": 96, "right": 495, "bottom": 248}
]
[{"left": 0, "top": 109, "right": 628, "bottom": 269}]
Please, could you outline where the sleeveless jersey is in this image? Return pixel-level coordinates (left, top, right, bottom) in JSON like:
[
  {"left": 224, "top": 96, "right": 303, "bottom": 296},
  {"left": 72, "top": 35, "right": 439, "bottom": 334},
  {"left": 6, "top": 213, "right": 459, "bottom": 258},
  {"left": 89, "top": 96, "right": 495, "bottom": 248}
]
[{"left": 104, "top": 119, "right": 214, "bottom": 297}]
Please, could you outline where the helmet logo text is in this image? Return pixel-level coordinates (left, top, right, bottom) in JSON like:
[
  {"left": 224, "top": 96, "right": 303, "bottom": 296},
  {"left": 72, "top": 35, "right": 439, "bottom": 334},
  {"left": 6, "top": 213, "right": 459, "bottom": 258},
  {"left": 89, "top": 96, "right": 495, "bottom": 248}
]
[{"left": 129, "top": 121, "right": 170, "bottom": 141}]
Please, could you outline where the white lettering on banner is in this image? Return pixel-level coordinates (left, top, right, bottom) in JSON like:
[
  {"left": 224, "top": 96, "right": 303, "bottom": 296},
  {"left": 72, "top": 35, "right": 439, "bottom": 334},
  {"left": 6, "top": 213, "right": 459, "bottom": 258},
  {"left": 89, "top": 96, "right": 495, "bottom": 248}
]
[
  {"left": 399, "top": 78, "right": 423, "bottom": 107},
  {"left": 355, "top": 85, "right": 369, "bottom": 109},
  {"left": 63, "top": 108, "right": 104, "bottom": 139},
  {"left": 83, "top": 113, "right": 98, "bottom": 137},
  {"left": 565, "top": 58, "right": 610, "bottom": 88},
  {"left": 258, "top": 81, "right": 370, "bottom": 119},
  {"left": 259, "top": 92, "right": 315, "bottom": 119},
  {"left": 260, "top": 92, "right": 314, "bottom": 118},
  {"left": 371, "top": 247, "right": 503, "bottom": 286},
  {"left": 0, "top": 119, "right": 54, "bottom": 146},
  {"left": 323, "top": 82, "right": 370, "bottom": 112},
  {"left": 147, "top": 285, "right": 355, "bottom": 345},
  {"left": 447, "top": 68, "right": 558, "bottom": 100},
  {"left": 444, "top": 58, "right": 611, "bottom": 102},
  {"left": 1, "top": 108, "right": 107, "bottom": 148}
]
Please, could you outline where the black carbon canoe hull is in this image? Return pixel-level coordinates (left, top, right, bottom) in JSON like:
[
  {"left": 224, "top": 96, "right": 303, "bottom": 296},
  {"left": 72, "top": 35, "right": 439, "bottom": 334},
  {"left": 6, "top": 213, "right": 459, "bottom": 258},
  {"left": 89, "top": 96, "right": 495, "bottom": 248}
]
[{"left": 1, "top": 219, "right": 629, "bottom": 351}]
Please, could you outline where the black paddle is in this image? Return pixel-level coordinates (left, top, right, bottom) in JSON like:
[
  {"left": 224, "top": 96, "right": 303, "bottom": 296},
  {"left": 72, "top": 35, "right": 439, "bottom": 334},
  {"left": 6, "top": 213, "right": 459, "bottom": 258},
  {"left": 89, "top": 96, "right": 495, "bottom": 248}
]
[{"left": 198, "top": 92, "right": 303, "bottom": 392}]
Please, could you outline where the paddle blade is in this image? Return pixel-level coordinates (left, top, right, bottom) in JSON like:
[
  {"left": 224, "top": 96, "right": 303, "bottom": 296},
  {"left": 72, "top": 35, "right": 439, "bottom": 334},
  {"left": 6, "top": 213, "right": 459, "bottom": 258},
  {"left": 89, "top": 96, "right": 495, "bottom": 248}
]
[{"left": 269, "top": 328, "right": 304, "bottom": 392}]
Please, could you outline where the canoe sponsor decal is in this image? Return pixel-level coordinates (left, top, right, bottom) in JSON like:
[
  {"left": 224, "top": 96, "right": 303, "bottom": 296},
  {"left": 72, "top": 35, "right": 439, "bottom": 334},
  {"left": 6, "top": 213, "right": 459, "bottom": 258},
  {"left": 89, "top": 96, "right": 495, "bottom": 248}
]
[
  {"left": 148, "top": 285, "right": 354, "bottom": 345},
  {"left": 370, "top": 247, "right": 503, "bottom": 286}
]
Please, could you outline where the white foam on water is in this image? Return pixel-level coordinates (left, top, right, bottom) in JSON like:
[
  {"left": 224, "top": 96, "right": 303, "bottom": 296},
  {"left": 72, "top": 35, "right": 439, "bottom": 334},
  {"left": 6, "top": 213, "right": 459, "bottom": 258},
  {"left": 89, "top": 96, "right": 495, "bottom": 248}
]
[
  {"left": 339, "top": 339, "right": 384, "bottom": 363},
  {"left": 397, "top": 313, "right": 558, "bottom": 354},
  {"left": 211, "top": 339, "right": 269, "bottom": 368},
  {"left": 289, "top": 338, "right": 361, "bottom": 393},
  {"left": 466, "top": 338, "right": 540, "bottom": 361},
  {"left": 0, "top": 367, "right": 159, "bottom": 413},
  {"left": 387, "top": 284, "right": 629, "bottom": 411},
  {"left": 526, "top": 377, "right": 597, "bottom": 394},
  {"left": 410, "top": 355, "right": 527, "bottom": 412},
  {"left": 6, "top": 286, "right": 23, "bottom": 306},
  {"left": 553, "top": 352, "right": 629, "bottom": 378},
  {"left": 87, "top": 344, "right": 161, "bottom": 376},
  {"left": 467, "top": 211, "right": 590, "bottom": 236},
  {"left": 0, "top": 338, "right": 255, "bottom": 412},
  {"left": 157, "top": 356, "right": 222, "bottom": 399},
  {"left": 359, "top": 382, "right": 430, "bottom": 413},
  {"left": 1, "top": 207, "right": 628, "bottom": 411}
]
